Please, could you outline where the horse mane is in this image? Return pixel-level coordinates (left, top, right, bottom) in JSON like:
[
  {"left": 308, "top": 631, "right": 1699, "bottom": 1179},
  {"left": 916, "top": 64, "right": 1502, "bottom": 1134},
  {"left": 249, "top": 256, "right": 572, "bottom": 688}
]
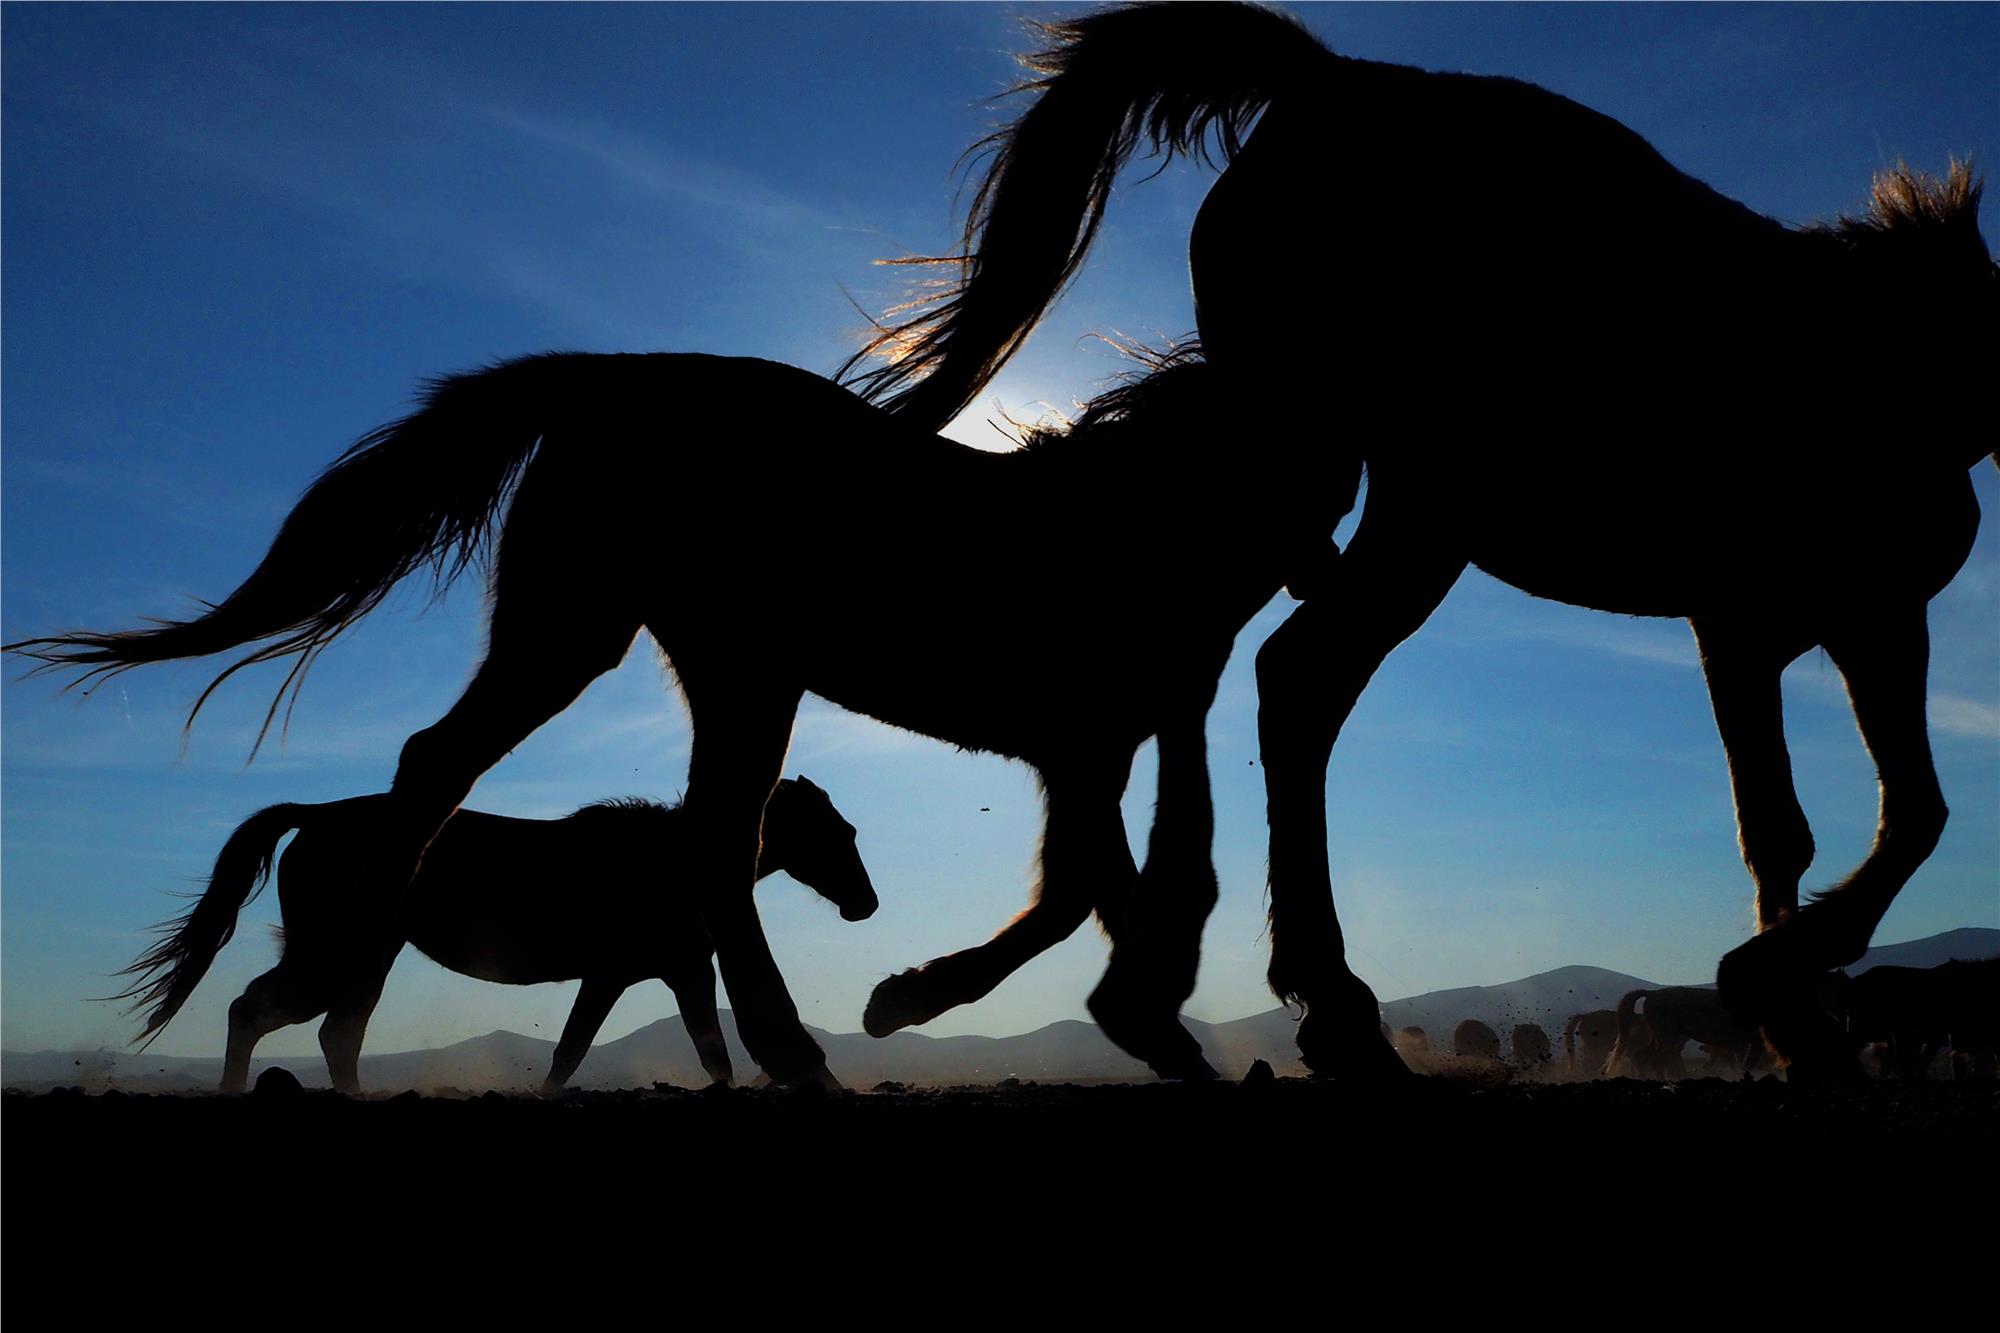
[
  {"left": 1808, "top": 160, "right": 1988, "bottom": 265},
  {"left": 570, "top": 796, "right": 679, "bottom": 821},
  {"left": 1011, "top": 339, "right": 1213, "bottom": 453}
]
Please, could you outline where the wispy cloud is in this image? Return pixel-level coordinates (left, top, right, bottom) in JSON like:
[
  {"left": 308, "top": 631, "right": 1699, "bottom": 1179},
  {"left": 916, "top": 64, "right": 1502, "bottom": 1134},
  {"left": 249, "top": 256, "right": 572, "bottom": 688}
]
[{"left": 1932, "top": 692, "right": 2000, "bottom": 742}]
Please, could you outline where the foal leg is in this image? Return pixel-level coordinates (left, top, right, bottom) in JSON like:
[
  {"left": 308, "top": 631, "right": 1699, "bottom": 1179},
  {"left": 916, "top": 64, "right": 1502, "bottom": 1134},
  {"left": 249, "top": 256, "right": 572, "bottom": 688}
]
[
  {"left": 865, "top": 762, "right": 1135, "bottom": 1039},
  {"left": 1719, "top": 605, "right": 1945, "bottom": 1078},
  {"left": 1090, "top": 708, "right": 1223, "bottom": 1080},
  {"left": 1258, "top": 503, "right": 1467, "bottom": 1080},
  {"left": 543, "top": 977, "right": 625, "bottom": 1094}
]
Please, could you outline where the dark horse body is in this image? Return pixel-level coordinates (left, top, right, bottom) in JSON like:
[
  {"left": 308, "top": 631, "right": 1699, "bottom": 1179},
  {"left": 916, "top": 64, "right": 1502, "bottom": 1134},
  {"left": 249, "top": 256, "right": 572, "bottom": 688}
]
[
  {"left": 14, "top": 349, "right": 1309, "bottom": 1085},
  {"left": 842, "top": 3, "right": 1997, "bottom": 1079},
  {"left": 112, "top": 778, "right": 876, "bottom": 1093}
]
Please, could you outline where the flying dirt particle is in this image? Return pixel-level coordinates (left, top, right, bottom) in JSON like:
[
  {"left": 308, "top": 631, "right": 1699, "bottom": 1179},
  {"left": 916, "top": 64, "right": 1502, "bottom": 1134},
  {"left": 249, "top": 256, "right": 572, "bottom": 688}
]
[{"left": 979, "top": 807, "right": 990, "bottom": 812}]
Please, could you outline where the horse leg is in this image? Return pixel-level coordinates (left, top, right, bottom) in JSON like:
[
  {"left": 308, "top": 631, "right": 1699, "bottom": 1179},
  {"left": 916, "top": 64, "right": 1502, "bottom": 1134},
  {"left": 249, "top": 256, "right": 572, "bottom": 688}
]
[
  {"left": 673, "top": 673, "right": 836, "bottom": 1090},
  {"left": 1089, "top": 706, "right": 1223, "bottom": 1081},
  {"left": 223, "top": 963, "right": 327, "bottom": 1093},
  {"left": 865, "top": 760, "right": 1135, "bottom": 1039},
  {"left": 1719, "top": 605, "right": 1944, "bottom": 1079},
  {"left": 1258, "top": 505, "right": 1467, "bottom": 1080},
  {"left": 1691, "top": 618, "right": 1817, "bottom": 932},
  {"left": 669, "top": 960, "right": 733, "bottom": 1087},
  {"left": 318, "top": 966, "right": 389, "bottom": 1096},
  {"left": 543, "top": 977, "right": 625, "bottom": 1094}
]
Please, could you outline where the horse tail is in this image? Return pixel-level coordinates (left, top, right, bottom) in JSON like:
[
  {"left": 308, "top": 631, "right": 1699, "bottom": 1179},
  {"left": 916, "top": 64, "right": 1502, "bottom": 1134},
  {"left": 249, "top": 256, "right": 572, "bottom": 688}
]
[
  {"left": 1562, "top": 1013, "right": 1583, "bottom": 1068},
  {"left": 1608, "top": 989, "right": 1650, "bottom": 1075},
  {"left": 6, "top": 353, "right": 580, "bottom": 756},
  {"left": 105, "top": 803, "right": 310, "bottom": 1048},
  {"left": 837, "top": 2, "right": 1330, "bottom": 431}
]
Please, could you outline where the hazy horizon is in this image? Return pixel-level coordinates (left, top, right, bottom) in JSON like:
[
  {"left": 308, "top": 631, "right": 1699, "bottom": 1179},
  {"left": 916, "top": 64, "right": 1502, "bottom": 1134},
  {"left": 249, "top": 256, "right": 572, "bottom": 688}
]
[{"left": 5, "top": 4, "right": 1996, "bottom": 1061}]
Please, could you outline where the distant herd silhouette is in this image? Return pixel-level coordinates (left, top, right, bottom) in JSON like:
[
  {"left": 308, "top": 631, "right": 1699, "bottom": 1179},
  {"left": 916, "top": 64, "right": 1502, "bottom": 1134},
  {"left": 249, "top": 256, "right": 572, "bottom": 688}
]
[{"left": 9, "top": 4, "right": 1996, "bottom": 1094}]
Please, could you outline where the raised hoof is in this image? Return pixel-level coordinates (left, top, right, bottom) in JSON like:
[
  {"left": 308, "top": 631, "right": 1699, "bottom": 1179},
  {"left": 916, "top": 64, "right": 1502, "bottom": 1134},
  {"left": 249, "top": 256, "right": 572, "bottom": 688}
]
[{"left": 864, "top": 968, "right": 944, "bottom": 1038}]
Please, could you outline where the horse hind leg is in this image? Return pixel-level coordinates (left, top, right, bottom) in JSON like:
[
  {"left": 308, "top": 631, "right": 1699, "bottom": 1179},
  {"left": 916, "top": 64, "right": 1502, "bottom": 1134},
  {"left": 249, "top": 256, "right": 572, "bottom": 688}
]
[
  {"left": 543, "top": 977, "right": 624, "bottom": 1093},
  {"left": 1718, "top": 606, "right": 1944, "bottom": 1080},
  {"left": 223, "top": 963, "right": 328, "bottom": 1093},
  {"left": 318, "top": 958, "right": 394, "bottom": 1095}
]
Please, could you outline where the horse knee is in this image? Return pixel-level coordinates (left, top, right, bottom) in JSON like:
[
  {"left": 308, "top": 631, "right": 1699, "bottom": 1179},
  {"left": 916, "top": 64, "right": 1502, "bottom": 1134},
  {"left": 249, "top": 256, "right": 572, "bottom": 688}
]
[{"left": 1885, "top": 790, "right": 1948, "bottom": 861}]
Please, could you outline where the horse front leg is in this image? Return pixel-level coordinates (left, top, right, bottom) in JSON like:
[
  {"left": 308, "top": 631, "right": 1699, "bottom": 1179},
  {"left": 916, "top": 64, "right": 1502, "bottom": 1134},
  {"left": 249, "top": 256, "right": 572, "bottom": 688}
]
[
  {"left": 1258, "top": 516, "right": 1466, "bottom": 1081},
  {"left": 1718, "top": 604, "right": 1945, "bottom": 1079},
  {"left": 1691, "top": 618, "right": 1818, "bottom": 933},
  {"left": 1089, "top": 704, "right": 1223, "bottom": 1081},
  {"left": 864, "top": 759, "right": 1134, "bottom": 1039},
  {"left": 678, "top": 675, "right": 836, "bottom": 1090}
]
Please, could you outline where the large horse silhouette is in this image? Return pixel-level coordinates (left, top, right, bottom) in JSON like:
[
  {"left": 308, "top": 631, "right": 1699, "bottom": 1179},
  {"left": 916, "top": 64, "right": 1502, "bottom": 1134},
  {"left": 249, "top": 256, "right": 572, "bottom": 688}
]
[
  {"left": 110, "top": 778, "right": 875, "bottom": 1094},
  {"left": 840, "top": 3, "right": 1998, "bottom": 1079},
  {"left": 12, "top": 348, "right": 1315, "bottom": 1085}
]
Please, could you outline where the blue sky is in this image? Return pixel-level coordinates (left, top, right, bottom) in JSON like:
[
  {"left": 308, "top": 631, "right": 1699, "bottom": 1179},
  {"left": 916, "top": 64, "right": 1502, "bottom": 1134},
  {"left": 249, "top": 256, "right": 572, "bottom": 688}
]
[{"left": 4, "top": 4, "right": 1995, "bottom": 1062}]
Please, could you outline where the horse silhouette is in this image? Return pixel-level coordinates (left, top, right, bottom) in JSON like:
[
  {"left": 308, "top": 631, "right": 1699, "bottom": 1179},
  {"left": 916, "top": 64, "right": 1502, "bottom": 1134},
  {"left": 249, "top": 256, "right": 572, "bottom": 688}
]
[
  {"left": 1561, "top": 1010, "right": 1618, "bottom": 1079},
  {"left": 108, "top": 778, "right": 875, "bottom": 1094},
  {"left": 1603, "top": 986, "right": 1772, "bottom": 1080},
  {"left": 1451, "top": 1018, "right": 1502, "bottom": 1063},
  {"left": 13, "top": 347, "right": 1316, "bottom": 1085},
  {"left": 1841, "top": 958, "right": 1999, "bottom": 1082},
  {"left": 840, "top": 3, "right": 1998, "bottom": 1080},
  {"left": 1509, "top": 1022, "right": 1552, "bottom": 1069}
]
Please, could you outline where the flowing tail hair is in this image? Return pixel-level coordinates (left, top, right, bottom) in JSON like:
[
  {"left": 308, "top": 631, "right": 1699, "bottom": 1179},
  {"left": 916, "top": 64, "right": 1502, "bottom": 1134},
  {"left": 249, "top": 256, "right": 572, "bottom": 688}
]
[
  {"left": 837, "top": 2, "right": 1330, "bottom": 432},
  {"left": 6, "top": 353, "right": 583, "bottom": 757},
  {"left": 104, "top": 803, "right": 310, "bottom": 1049}
]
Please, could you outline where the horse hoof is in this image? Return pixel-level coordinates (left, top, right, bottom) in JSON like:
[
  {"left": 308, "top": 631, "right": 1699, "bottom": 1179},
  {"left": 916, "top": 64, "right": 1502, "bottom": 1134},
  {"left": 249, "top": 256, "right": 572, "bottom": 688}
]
[
  {"left": 1717, "top": 928, "right": 1805, "bottom": 1027},
  {"left": 864, "top": 969, "right": 939, "bottom": 1038},
  {"left": 1297, "top": 1010, "right": 1415, "bottom": 1083}
]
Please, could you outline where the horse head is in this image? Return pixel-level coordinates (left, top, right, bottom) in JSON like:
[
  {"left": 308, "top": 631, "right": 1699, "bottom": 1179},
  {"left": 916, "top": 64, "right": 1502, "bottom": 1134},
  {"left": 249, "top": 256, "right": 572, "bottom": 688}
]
[{"left": 761, "top": 776, "right": 879, "bottom": 923}]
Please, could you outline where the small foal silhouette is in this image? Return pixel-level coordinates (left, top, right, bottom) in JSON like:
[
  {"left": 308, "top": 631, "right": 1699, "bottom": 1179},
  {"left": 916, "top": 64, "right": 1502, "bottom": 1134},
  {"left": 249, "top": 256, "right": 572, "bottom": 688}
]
[{"left": 109, "top": 778, "right": 875, "bottom": 1094}]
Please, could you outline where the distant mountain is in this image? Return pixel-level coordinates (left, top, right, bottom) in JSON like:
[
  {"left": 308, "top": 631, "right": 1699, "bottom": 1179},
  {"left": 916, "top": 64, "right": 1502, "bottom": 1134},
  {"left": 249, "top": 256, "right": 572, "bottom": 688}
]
[
  {"left": 8, "top": 927, "right": 1992, "bottom": 1092},
  {"left": 1849, "top": 927, "right": 1998, "bottom": 973}
]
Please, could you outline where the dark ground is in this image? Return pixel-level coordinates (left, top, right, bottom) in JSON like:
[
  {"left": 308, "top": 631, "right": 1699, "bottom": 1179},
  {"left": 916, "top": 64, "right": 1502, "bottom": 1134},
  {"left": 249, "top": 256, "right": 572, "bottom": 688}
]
[{"left": 6, "top": 1076, "right": 1991, "bottom": 1304}]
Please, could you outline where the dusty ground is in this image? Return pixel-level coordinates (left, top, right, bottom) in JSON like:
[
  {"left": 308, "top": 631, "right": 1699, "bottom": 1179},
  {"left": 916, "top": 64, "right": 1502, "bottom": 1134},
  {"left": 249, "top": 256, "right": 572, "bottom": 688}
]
[{"left": 6, "top": 1075, "right": 1989, "bottom": 1300}]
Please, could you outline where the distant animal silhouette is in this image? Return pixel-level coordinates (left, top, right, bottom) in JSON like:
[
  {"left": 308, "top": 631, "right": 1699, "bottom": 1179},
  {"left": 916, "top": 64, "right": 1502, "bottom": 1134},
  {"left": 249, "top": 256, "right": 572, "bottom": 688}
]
[
  {"left": 1452, "top": 1018, "right": 1502, "bottom": 1062},
  {"left": 1605, "top": 987, "right": 1771, "bottom": 1079},
  {"left": 1510, "top": 1022, "right": 1552, "bottom": 1067},
  {"left": 13, "top": 347, "right": 1316, "bottom": 1086},
  {"left": 1562, "top": 1011, "right": 1618, "bottom": 1078},
  {"left": 109, "top": 778, "right": 875, "bottom": 1094},
  {"left": 1842, "top": 958, "right": 1999, "bottom": 1082},
  {"left": 839, "top": 3, "right": 1999, "bottom": 1080}
]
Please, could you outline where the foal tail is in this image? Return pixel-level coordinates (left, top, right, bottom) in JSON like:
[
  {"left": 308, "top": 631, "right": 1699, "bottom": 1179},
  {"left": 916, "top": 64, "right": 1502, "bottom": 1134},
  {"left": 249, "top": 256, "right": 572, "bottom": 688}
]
[
  {"left": 839, "top": 2, "right": 1330, "bottom": 431},
  {"left": 6, "top": 354, "right": 580, "bottom": 755},
  {"left": 1562, "top": 1013, "right": 1583, "bottom": 1068},
  {"left": 106, "top": 803, "right": 310, "bottom": 1048}
]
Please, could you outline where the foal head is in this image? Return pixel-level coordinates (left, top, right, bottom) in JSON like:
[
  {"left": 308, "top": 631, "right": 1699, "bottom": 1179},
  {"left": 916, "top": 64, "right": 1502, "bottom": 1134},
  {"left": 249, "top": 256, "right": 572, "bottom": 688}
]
[{"left": 760, "top": 777, "right": 879, "bottom": 922}]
